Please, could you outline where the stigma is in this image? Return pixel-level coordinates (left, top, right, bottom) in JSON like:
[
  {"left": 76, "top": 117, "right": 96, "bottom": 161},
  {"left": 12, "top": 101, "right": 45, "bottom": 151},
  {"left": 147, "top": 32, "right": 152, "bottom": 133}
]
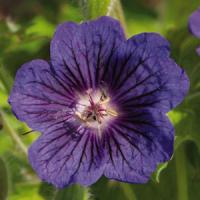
[{"left": 75, "top": 88, "right": 118, "bottom": 129}]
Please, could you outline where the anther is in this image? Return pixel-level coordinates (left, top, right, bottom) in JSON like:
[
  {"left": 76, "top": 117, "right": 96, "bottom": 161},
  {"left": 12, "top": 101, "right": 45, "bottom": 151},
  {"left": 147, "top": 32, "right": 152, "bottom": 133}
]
[{"left": 75, "top": 89, "right": 118, "bottom": 127}]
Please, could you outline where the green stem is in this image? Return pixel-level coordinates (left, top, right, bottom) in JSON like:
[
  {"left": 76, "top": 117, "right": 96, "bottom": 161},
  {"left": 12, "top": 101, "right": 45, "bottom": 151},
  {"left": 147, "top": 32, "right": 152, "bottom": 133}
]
[
  {"left": 0, "top": 64, "right": 13, "bottom": 93},
  {"left": 120, "top": 183, "right": 137, "bottom": 200},
  {"left": 0, "top": 64, "right": 27, "bottom": 155},
  {"left": 175, "top": 145, "right": 188, "bottom": 200},
  {"left": 83, "top": 187, "right": 91, "bottom": 200},
  {"left": 0, "top": 108, "right": 27, "bottom": 156},
  {"left": 106, "top": 0, "right": 127, "bottom": 35},
  {"left": 106, "top": 0, "right": 117, "bottom": 16}
]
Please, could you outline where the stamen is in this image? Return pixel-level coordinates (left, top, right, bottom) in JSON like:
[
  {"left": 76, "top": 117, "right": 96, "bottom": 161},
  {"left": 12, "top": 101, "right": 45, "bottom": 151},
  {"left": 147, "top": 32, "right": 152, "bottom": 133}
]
[
  {"left": 75, "top": 89, "right": 118, "bottom": 128},
  {"left": 107, "top": 109, "right": 118, "bottom": 117}
]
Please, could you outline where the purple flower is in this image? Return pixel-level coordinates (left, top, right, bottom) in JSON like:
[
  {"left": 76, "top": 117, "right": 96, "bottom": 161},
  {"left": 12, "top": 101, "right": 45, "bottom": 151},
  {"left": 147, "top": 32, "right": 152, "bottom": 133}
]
[
  {"left": 189, "top": 8, "right": 200, "bottom": 55},
  {"left": 9, "top": 16, "right": 189, "bottom": 188}
]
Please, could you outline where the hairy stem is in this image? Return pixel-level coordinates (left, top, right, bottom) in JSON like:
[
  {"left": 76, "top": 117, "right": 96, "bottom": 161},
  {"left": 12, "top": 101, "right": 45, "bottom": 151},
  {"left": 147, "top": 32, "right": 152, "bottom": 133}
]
[
  {"left": 106, "top": 0, "right": 127, "bottom": 35},
  {"left": 106, "top": 0, "right": 117, "bottom": 16}
]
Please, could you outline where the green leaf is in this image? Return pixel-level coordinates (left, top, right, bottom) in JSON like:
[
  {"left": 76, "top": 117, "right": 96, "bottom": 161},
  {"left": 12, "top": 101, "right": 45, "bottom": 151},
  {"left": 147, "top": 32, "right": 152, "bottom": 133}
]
[
  {"left": 9, "top": 183, "right": 44, "bottom": 200},
  {"left": 54, "top": 185, "right": 91, "bottom": 200},
  {"left": 0, "top": 157, "right": 8, "bottom": 200},
  {"left": 0, "top": 63, "right": 14, "bottom": 93},
  {"left": 169, "top": 34, "right": 200, "bottom": 151},
  {"left": 164, "top": 0, "right": 200, "bottom": 28},
  {"left": 25, "top": 16, "right": 55, "bottom": 38},
  {"left": 164, "top": 25, "right": 200, "bottom": 148}
]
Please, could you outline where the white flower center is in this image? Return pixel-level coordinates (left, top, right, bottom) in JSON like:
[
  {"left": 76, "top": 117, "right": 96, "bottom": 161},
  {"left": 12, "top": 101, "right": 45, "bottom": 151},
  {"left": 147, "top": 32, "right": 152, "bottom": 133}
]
[{"left": 75, "top": 89, "right": 118, "bottom": 130}]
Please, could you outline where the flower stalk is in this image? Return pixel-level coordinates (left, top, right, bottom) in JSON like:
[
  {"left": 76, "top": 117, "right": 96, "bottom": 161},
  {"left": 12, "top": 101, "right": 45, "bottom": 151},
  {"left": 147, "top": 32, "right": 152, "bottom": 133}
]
[
  {"left": 106, "top": 0, "right": 127, "bottom": 35},
  {"left": 0, "top": 108, "right": 27, "bottom": 156},
  {"left": 120, "top": 183, "right": 137, "bottom": 200},
  {"left": 175, "top": 145, "right": 188, "bottom": 200}
]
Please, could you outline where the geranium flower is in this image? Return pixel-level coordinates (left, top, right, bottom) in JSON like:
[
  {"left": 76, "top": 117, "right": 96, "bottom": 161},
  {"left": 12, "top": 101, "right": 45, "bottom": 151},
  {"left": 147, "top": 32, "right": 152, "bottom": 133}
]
[
  {"left": 9, "top": 16, "right": 189, "bottom": 188},
  {"left": 189, "top": 8, "right": 200, "bottom": 55}
]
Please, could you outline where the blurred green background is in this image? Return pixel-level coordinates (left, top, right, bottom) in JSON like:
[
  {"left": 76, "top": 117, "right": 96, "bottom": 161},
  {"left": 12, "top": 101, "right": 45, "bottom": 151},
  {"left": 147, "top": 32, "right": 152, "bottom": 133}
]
[{"left": 0, "top": 0, "right": 200, "bottom": 199}]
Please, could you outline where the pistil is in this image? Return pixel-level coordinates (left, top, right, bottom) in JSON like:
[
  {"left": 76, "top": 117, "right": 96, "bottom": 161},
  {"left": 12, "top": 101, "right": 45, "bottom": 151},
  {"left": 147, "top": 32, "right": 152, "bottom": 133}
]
[{"left": 75, "top": 89, "right": 118, "bottom": 128}]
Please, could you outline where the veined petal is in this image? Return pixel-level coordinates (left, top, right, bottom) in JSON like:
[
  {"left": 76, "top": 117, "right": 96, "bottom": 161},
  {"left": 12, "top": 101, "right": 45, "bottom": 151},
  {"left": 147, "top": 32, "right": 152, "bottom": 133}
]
[
  {"left": 29, "top": 122, "right": 105, "bottom": 188},
  {"left": 8, "top": 59, "right": 75, "bottom": 132},
  {"left": 107, "top": 33, "right": 189, "bottom": 113},
  {"left": 50, "top": 16, "right": 126, "bottom": 90},
  {"left": 8, "top": 16, "right": 189, "bottom": 188},
  {"left": 103, "top": 110, "right": 174, "bottom": 183}
]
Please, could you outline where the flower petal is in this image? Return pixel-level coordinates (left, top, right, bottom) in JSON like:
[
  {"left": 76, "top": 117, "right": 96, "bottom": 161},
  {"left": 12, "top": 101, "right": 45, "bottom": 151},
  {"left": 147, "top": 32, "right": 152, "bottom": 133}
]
[
  {"left": 8, "top": 59, "right": 75, "bottom": 132},
  {"left": 50, "top": 16, "right": 126, "bottom": 90},
  {"left": 29, "top": 122, "right": 105, "bottom": 188},
  {"left": 107, "top": 33, "right": 189, "bottom": 113},
  {"left": 103, "top": 110, "right": 174, "bottom": 183},
  {"left": 196, "top": 46, "right": 200, "bottom": 56},
  {"left": 189, "top": 8, "right": 200, "bottom": 38}
]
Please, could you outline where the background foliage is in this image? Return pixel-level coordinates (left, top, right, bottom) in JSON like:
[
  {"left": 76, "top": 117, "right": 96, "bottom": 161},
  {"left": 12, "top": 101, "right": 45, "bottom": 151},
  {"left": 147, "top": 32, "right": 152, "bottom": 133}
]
[{"left": 0, "top": 0, "right": 200, "bottom": 199}]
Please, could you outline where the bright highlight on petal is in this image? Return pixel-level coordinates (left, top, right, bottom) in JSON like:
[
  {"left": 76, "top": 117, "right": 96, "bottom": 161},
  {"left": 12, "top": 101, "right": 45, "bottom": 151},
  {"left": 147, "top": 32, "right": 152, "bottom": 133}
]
[
  {"left": 74, "top": 88, "right": 118, "bottom": 138},
  {"left": 9, "top": 16, "right": 189, "bottom": 188}
]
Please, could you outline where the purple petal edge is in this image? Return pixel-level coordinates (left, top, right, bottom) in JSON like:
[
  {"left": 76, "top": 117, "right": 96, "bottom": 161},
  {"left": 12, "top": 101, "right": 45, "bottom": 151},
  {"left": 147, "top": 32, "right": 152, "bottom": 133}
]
[
  {"left": 189, "top": 8, "right": 200, "bottom": 38},
  {"left": 196, "top": 46, "right": 200, "bottom": 55}
]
